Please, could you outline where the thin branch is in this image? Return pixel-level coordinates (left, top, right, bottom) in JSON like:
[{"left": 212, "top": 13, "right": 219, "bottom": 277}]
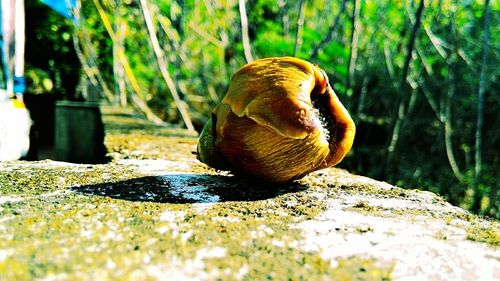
[
  {"left": 418, "top": 81, "right": 441, "bottom": 121},
  {"left": 457, "top": 48, "right": 473, "bottom": 67},
  {"left": 309, "top": 0, "right": 347, "bottom": 59},
  {"left": 187, "top": 22, "right": 224, "bottom": 48},
  {"left": 201, "top": 0, "right": 214, "bottom": 15},
  {"left": 387, "top": 0, "right": 425, "bottom": 161},
  {"left": 356, "top": 76, "right": 368, "bottom": 116},
  {"left": 72, "top": 34, "right": 97, "bottom": 91},
  {"left": 406, "top": 77, "right": 419, "bottom": 114},
  {"left": 475, "top": 0, "right": 491, "bottom": 183},
  {"left": 93, "top": 0, "right": 164, "bottom": 124},
  {"left": 399, "top": 0, "right": 425, "bottom": 91},
  {"left": 93, "top": 63, "right": 116, "bottom": 104},
  {"left": 238, "top": 0, "right": 253, "bottom": 63},
  {"left": 158, "top": 16, "right": 184, "bottom": 52},
  {"left": 383, "top": 42, "right": 399, "bottom": 90},
  {"left": 75, "top": 45, "right": 114, "bottom": 105},
  {"left": 281, "top": 1, "right": 290, "bottom": 38},
  {"left": 192, "top": 3, "right": 229, "bottom": 81},
  {"left": 140, "top": 0, "right": 195, "bottom": 131},
  {"left": 346, "top": 0, "right": 361, "bottom": 90},
  {"left": 423, "top": 25, "right": 448, "bottom": 59},
  {"left": 113, "top": 17, "right": 127, "bottom": 106},
  {"left": 356, "top": 42, "right": 375, "bottom": 116},
  {"left": 424, "top": 23, "right": 476, "bottom": 68},
  {"left": 71, "top": 2, "right": 115, "bottom": 103},
  {"left": 444, "top": 64, "right": 464, "bottom": 182},
  {"left": 415, "top": 44, "right": 433, "bottom": 75},
  {"left": 294, "top": 0, "right": 307, "bottom": 57}
]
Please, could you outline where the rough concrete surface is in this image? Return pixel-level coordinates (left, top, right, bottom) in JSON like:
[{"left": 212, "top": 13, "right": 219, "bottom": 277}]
[{"left": 0, "top": 106, "right": 499, "bottom": 280}]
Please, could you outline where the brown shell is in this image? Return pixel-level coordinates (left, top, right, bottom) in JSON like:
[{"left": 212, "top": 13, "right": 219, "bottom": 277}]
[
  {"left": 222, "top": 57, "right": 328, "bottom": 139},
  {"left": 197, "top": 57, "right": 355, "bottom": 182}
]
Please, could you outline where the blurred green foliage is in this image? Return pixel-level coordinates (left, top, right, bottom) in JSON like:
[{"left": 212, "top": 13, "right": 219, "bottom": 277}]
[
  {"left": 25, "top": 0, "right": 499, "bottom": 218},
  {"left": 25, "top": 0, "right": 80, "bottom": 98}
]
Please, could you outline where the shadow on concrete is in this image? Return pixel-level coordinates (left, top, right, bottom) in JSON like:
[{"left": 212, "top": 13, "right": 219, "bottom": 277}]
[{"left": 72, "top": 173, "right": 307, "bottom": 203}]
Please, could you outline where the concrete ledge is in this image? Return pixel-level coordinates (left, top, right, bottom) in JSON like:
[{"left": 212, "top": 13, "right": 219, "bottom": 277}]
[{"left": 0, "top": 107, "right": 498, "bottom": 280}]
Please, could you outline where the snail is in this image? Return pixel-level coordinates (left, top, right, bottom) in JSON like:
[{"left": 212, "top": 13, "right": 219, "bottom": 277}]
[{"left": 197, "top": 57, "right": 355, "bottom": 183}]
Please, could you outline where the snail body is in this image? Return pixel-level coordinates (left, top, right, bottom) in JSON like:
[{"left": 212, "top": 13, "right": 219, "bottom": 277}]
[{"left": 198, "top": 57, "right": 355, "bottom": 183}]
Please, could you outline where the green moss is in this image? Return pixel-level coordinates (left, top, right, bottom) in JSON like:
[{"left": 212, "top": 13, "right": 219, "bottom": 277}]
[
  {"left": 334, "top": 182, "right": 417, "bottom": 199},
  {"left": 0, "top": 106, "right": 490, "bottom": 280},
  {"left": 0, "top": 167, "right": 397, "bottom": 280},
  {"left": 434, "top": 230, "right": 448, "bottom": 240},
  {"left": 331, "top": 256, "right": 393, "bottom": 281},
  {"left": 352, "top": 200, "right": 379, "bottom": 213},
  {"left": 105, "top": 134, "right": 200, "bottom": 161},
  {"left": 342, "top": 200, "right": 388, "bottom": 218},
  {"left": 352, "top": 200, "right": 376, "bottom": 211},
  {"left": 0, "top": 162, "right": 144, "bottom": 196},
  {"left": 354, "top": 225, "right": 375, "bottom": 234},
  {"left": 466, "top": 223, "right": 500, "bottom": 247}
]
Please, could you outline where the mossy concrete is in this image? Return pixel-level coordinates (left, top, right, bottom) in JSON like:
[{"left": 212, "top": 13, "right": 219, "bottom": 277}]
[{"left": 0, "top": 106, "right": 498, "bottom": 280}]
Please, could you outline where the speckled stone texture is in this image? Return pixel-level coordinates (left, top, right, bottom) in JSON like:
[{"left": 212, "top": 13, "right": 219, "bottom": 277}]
[{"left": 0, "top": 106, "right": 499, "bottom": 280}]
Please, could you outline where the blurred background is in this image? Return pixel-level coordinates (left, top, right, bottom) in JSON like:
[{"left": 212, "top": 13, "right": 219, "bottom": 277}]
[{"left": 5, "top": 0, "right": 500, "bottom": 218}]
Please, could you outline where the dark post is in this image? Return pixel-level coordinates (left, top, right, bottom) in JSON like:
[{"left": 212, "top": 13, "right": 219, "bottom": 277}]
[{"left": 54, "top": 101, "right": 107, "bottom": 163}]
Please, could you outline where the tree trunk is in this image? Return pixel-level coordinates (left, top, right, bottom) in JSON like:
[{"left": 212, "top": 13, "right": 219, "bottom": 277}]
[
  {"left": 346, "top": 0, "right": 361, "bottom": 91},
  {"left": 93, "top": 0, "right": 164, "bottom": 124},
  {"left": 473, "top": 0, "right": 491, "bottom": 211},
  {"left": 238, "top": 0, "right": 253, "bottom": 63},
  {"left": 294, "top": 0, "right": 307, "bottom": 57},
  {"left": 113, "top": 16, "right": 126, "bottom": 106},
  {"left": 140, "top": 0, "right": 195, "bottom": 131},
  {"left": 386, "top": 0, "right": 425, "bottom": 166},
  {"left": 72, "top": 13, "right": 115, "bottom": 103},
  {"left": 444, "top": 63, "right": 463, "bottom": 182}
]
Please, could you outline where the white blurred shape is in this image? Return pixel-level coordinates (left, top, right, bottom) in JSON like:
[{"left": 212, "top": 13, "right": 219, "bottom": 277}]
[{"left": 0, "top": 93, "right": 32, "bottom": 161}]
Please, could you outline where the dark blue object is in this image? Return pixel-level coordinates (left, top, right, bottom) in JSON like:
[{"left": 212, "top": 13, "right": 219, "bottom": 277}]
[{"left": 14, "top": 76, "right": 26, "bottom": 94}]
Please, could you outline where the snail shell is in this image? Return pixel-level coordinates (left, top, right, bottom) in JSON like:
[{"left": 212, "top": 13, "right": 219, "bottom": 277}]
[{"left": 197, "top": 57, "right": 355, "bottom": 183}]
